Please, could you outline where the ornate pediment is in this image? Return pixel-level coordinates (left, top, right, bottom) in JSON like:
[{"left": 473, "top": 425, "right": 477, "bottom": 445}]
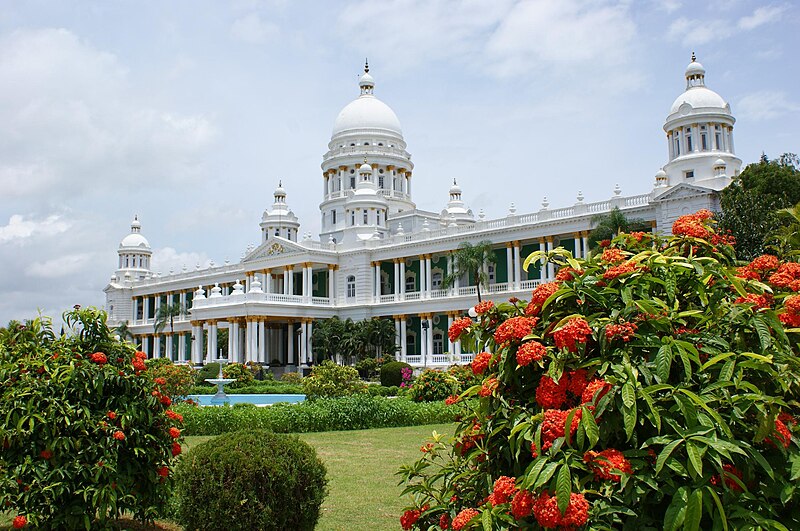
[
  {"left": 652, "top": 183, "right": 716, "bottom": 202},
  {"left": 242, "top": 237, "right": 306, "bottom": 263}
]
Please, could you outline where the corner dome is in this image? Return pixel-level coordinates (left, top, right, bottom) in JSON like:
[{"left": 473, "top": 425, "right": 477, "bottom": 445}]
[
  {"left": 670, "top": 87, "right": 729, "bottom": 114},
  {"left": 119, "top": 233, "right": 150, "bottom": 248}
]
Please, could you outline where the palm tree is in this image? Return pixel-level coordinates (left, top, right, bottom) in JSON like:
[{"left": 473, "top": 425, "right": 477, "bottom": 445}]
[
  {"left": 154, "top": 302, "right": 185, "bottom": 335},
  {"left": 588, "top": 207, "right": 648, "bottom": 251},
  {"left": 364, "top": 318, "right": 397, "bottom": 358},
  {"left": 311, "top": 316, "right": 347, "bottom": 362},
  {"left": 444, "top": 240, "right": 497, "bottom": 303},
  {"left": 114, "top": 321, "right": 135, "bottom": 342}
]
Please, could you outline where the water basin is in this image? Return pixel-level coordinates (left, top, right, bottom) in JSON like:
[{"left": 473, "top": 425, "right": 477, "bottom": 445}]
[{"left": 188, "top": 394, "right": 306, "bottom": 406}]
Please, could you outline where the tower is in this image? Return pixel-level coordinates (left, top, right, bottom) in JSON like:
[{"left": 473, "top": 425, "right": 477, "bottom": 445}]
[
  {"left": 440, "top": 179, "right": 475, "bottom": 226},
  {"left": 659, "top": 53, "right": 741, "bottom": 190},
  {"left": 260, "top": 181, "right": 300, "bottom": 242},
  {"left": 116, "top": 215, "right": 152, "bottom": 281},
  {"left": 319, "top": 62, "right": 416, "bottom": 243}
]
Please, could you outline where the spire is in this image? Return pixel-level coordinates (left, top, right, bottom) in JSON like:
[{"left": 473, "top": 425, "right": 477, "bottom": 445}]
[
  {"left": 691, "top": 51, "right": 696, "bottom": 62},
  {"left": 359, "top": 60, "right": 375, "bottom": 95},
  {"left": 364, "top": 58, "right": 369, "bottom": 73}
]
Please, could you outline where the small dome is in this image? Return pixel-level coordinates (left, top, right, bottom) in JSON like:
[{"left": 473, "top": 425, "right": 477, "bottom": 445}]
[
  {"left": 670, "top": 87, "right": 728, "bottom": 114},
  {"left": 685, "top": 60, "right": 705, "bottom": 77},
  {"left": 655, "top": 169, "right": 667, "bottom": 178},
  {"left": 359, "top": 71, "right": 374, "bottom": 88},
  {"left": 119, "top": 233, "right": 150, "bottom": 248},
  {"left": 359, "top": 162, "right": 372, "bottom": 173},
  {"left": 714, "top": 158, "right": 726, "bottom": 166},
  {"left": 449, "top": 180, "right": 462, "bottom": 194}
]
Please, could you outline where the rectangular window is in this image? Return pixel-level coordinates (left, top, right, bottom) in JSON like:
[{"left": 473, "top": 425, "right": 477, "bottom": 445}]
[
  {"left": 686, "top": 129, "right": 693, "bottom": 152},
  {"left": 378, "top": 176, "right": 384, "bottom": 188},
  {"left": 350, "top": 177, "right": 356, "bottom": 189},
  {"left": 332, "top": 210, "right": 337, "bottom": 224},
  {"left": 673, "top": 136, "right": 680, "bottom": 156},
  {"left": 685, "top": 170, "right": 695, "bottom": 179},
  {"left": 701, "top": 132, "right": 708, "bottom": 150},
  {"left": 363, "top": 210, "right": 368, "bottom": 224},
  {"left": 350, "top": 211, "right": 355, "bottom": 225}
]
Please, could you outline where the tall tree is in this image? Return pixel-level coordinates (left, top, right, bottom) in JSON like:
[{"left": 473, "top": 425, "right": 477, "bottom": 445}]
[
  {"left": 153, "top": 302, "right": 185, "bottom": 335},
  {"left": 114, "top": 321, "right": 135, "bottom": 342},
  {"left": 588, "top": 207, "right": 648, "bottom": 251},
  {"left": 311, "top": 316, "right": 347, "bottom": 362},
  {"left": 444, "top": 240, "right": 497, "bottom": 303},
  {"left": 718, "top": 153, "right": 800, "bottom": 261}
]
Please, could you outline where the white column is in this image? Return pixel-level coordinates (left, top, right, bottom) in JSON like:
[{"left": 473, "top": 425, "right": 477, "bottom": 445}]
[
  {"left": 506, "top": 245, "right": 514, "bottom": 287},
  {"left": 154, "top": 335, "right": 163, "bottom": 359},
  {"left": 400, "top": 317, "right": 407, "bottom": 362},
  {"left": 288, "top": 322, "right": 295, "bottom": 366},
  {"left": 288, "top": 267, "right": 295, "bottom": 296},
  {"left": 446, "top": 254, "right": 454, "bottom": 294},
  {"left": 513, "top": 243, "right": 522, "bottom": 289},
  {"left": 394, "top": 260, "right": 400, "bottom": 297},
  {"left": 546, "top": 239, "right": 555, "bottom": 280},
  {"left": 395, "top": 317, "right": 402, "bottom": 355},
  {"left": 191, "top": 325, "right": 200, "bottom": 364},
  {"left": 302, "top": 265, "right": 309, "bottom": 300},
  {"left": 264, "top": 270, "right": 271, "bottom": 294},
  {"left": 539, "top": 240, "right": 547, "bottom": 280},
  {"left": 307, "top": 320, "right": 313, "bottom": 363},
  {"left": 230, "top": 321, "right": 239, "bottom": 363},
  {"left": 425, "top": 317, "right": 434, "bottom": 365},
  {"left": 447, "top": 314, "right": 454, "bottom": 357},
  {"left": 178, "top": 333, "right": 186, "bottom": 362},
  {"left": 374, "top": 262, "right": 381, "bottom": 300},
  {"left": 244, "top": 320, "right": 253, "bottom": 363},
  {"left": 582, "top": 233, "right": 589, "bottom": 259},
  {"left": 300, "top": 320, "right": 308, "bottom": 364},
  {"left": 165, "top": 334, "right": 173, "bottom": 361},
  {"left": 258, "top": 320, "right": 266, "bottom": 364},
  {"left": 283, "top": 269, "right": 290, "bottom": 295},
  {"left": 425, "top": 256, "right": 432, "bottom": 297},
  {"left": 400, "top": 260, "right": 407, "bottom": 300},
  {"left": 204, "top": 323, "right": 212, "bottom": 363},
  {"left": 574, "top": 234, "right": 582, "bottom": 261},
  {"left": 328, "top": 266, "right": 336, "bottom": 301},
  {"left": 307, "top": 265, "right": 314, "bottom": 299},
  {"left": 154, "top": 294, "right": 162, "bottom": 320}
]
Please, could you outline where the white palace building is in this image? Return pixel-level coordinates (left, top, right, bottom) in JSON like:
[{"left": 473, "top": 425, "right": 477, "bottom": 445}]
[{"left": 105, "top": 55, "right": 742, "bottom": 369}]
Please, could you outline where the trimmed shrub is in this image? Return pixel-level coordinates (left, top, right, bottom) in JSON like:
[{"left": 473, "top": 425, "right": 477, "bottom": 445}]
[
  {"left": 366, "top": 384, "right": 401, "bottom": 397},
  {"left": 195, "top": 362, "right": 221, "bottom": 385},
  {"left": 222, "top": 362, "right": 255, "bottom": 388},
  {"left": 355, "top": 357, "right": 379, "bottom": 379},
  {"left": 173, "top": 396, "right": 457, "bottom": 435},
  {"left": 407, "top": 369, "right": 458, "bottom": 402},
  {"left": 302, "top": 360, "right": 366, "bottom": 400},
  {"left": 149, "top": 360, "right": 195, "bottom": 401},
  {"left": 281, "top": 371, "right": 303, "bottom": 384},
  {"left": 174, "top": 430, "right": 327, "bottom": 531},
  {"left": 381, "top": 361, "right": 412, "bottom": 387},
  {"left": 0, "top": 308, "right": 184, "bottom": 528},
  {"left": 186, "top": 381, "right": 303, "bottom": 395}
]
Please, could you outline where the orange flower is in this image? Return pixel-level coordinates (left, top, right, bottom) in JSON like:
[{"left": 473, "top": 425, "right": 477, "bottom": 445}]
[{"left": 112, "top": 430, "right": 125, "bottom": 441}]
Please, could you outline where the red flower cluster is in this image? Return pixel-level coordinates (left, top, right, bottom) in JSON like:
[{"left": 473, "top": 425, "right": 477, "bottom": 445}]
[
  {"left": 555, "top": 267, "right": 583, "bottom": 281},
  {"left": 583, "top": 449, "right": 632, "bottom": 481},
  {"left": 439, "top": 513, "right": 451, "bottom": 529},
  {"left": 734, "top": 266, "right": 761, "bottom": 281},
  {"left": 12, "top": 515, "right": 27, "bottom": 529},
  {"left": 488, "top": 476, "right": 518, "bottom": 506},
  {"left": 553, "top": 318, "right": 592, "bottom": 353},
  {"left": 107, "top": 411, "right": 117, "bottom": 420},
  {"left": 773, "top": 417, "right": 792, "bottom": 448},
  {"left": 400, "top": 509, "right": 420, "bottom": 530},
  {"left": 474, "top": 300, "right": 494, "bottom": 314},
  {"left": 511, "top": 489, "right": 534, "bottom": 519},
  {"left": 169, "top": 427, "right": 181, "bottom": 439},
  {"left": 600, "top": 248, "right": 626, "bottom": 263},
  {"left": 540, "top": 408, "right": 582, "bottom": 452},
  {"left": 532, "top": 491, "right": 589, "bottom": 529},
  {"left": 172, "top": 442, "right": 182, "bottom": 457},
  {"left": 526, "top": 282, "right": 561, "bottom": 316},
  {"left": 452, "top": 508, "right": 479, "bottom": 530},
  {"left": 780, "top": 294, "right": 800, "bottom": 327},
  {"left": 672, "top": 209, "right": 713, "bottom": 239},
  {"left": 449, "top": 317, "right": 472, "bottom": 342},
  {"left": 605, "top": 321, "right": 637, "bottom": 342},
  {"left": 154, "top": 377, "right": 167, "bottom": 385},
  {"left": 471, "top": 352, "right": 492, "bottom": 375},
  {"left": 734, "top": 293, "right": 772, "bottom": 309},
  {"left": 769, "top": 262, "right": 800, "bottom": 291},
  {"left": 40, "top": 449, "right": 53, "bottom": 460},
  {"left": 603, "top": 260, "right": 639, "bottom": 280},
  {"left": 581, "top": 378, "right": 612, "bottom": 404},
  {"left": 710, "top": 464, "right": 743, "bottom": 492},
  {"left": 165, "top": 409, "right": 184, "bottom": 422},
  {"left": 494, "top": 317, "right": 539, "bottom": 345},
  {"left": 749, "top": 254, "right": 780, "bottom": 273},
  {"left": 445, "top": 395, "right": 459, "bottom": 405},
  {"left": 90, "top": 352, "right": 108, "bottom": 365},
  {"left": 112, "top": 430, "right": 125, "bottom": 441},
  {"left": 479, "top": 377, "right": 499, "bottom": 397},
  {"left": 517, "top": 341, "right": 547, "bottom": 366},
  {"left": 157, "top": 466, "right": 170, "bottom": 478},
  {"left": 535, "top": 370, "right": 589, "bottom": 409},
  {"left": 455, "top": 422, "right": 484, "bottom": 456}
]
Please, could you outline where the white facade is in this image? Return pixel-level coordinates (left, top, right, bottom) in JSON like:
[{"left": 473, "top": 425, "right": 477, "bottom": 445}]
[{"left": 104, "top": 56, "right": 740, "bottom": 368}]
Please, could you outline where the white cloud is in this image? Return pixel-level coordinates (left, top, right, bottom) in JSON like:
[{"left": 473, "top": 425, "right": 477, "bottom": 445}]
[
  {"left": 737, "top": 90, "right": 800, "bottom": 120},
  {"left": 738, "top": 4, "right": 788, "bottom": 30},
  {"left": 667, "top": 17, "right": 732, "bottom": 45},
  {"left": 655, "top": 0, "right": 682, "bottom": 13},
  {"left": 0, "top": 28, "right": 216, "bottom": 201},
  {"left": 28, "top": 253, "right": 96, "bottom": 278},
  {"left": 230, "top": 13, "right": 280, "bottom": 43},
  {"left": 151, "top": 247, "right": 211, "bottom": 276},
  {"left": 0, "top": 214, "right": 70, "bottom": 243}
]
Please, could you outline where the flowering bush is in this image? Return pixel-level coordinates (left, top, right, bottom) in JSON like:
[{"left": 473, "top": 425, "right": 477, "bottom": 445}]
[
  {"left": 0, "top": 308, "right": 184, "bottom": 528},
  {"left": 408, "top": 369, "right": 460, "bottom": 402},
  {"left": 399, "top": 211, "right": 800, "bottom": 530},
  {"left": 222, "top": 361, "right": 256, "bottom": 388},
  {"left": 147, "top": 359, "right": 196, "bottom": 400},
  {"left": 381, "top": 361, "right": 413, "bottom": 387},
  {"left": 302, "top": 360, "right": 366, "bottom": 399}
]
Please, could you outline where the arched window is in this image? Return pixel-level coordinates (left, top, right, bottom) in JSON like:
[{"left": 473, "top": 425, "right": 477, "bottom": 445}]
[
  {"left": 432, "top": 271, "right": 443, "bottom": 290},
  {"left": 346, "top": 275, "right": 356, "bottom": 298},
  {"left": 406, "top": 273, "right": 416, "bottom": 292},
  {"left": 433, "top": 331, "right": 444, "bottom": 355}
]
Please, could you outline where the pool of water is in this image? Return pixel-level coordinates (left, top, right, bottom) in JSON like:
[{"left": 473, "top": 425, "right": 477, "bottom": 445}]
[{"left": 188, "top": 394, "right": 306, "bottom": 406}]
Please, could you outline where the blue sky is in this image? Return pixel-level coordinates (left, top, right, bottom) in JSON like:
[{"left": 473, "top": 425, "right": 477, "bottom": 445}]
[{"left": 0, "top": 0, "right": 798, "bottom": 324}]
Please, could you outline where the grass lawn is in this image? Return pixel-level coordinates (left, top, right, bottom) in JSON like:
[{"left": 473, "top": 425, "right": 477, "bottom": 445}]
[{"left": 1, "top": 423, "right": 455, "bottom": 531}]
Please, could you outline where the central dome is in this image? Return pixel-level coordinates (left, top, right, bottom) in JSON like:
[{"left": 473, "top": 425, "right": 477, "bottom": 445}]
[
  {"left": 670, "top": 86, "right": 729, "bottom": 114},
  {"left": 332, "top": 94, "right": 403, "bottom": 137}
]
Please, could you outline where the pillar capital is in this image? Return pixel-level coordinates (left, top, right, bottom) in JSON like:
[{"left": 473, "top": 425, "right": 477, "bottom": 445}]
[
  {"left": 539, "top": 237, "right": 546, "bottom": 244},
  {"left": 545, "top": 236, "right": 554, "bottom": 243}
]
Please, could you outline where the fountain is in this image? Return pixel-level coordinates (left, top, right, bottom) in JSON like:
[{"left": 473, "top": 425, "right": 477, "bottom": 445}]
[{"left": 205, "top": 357, "right": 236, "bottom": 406}]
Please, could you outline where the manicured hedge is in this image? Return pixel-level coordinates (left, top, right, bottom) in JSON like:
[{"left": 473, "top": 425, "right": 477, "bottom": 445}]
[
  {"left": 173, "top": 396, "right": 456, "bottom": 435},
  {"left": 187, "top": 381, "right": 303, "bottom": 395}
]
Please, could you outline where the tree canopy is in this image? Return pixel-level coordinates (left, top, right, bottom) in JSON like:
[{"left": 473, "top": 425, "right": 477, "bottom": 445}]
[
  {"left": 445, "top": 240, "right": 497, "bottom": 303},
  {"left": 718, "top": 153, "right": 800, "bottom": 261},
  {"left": 588, "top": 207, "right": 649, "bottom": 251}
]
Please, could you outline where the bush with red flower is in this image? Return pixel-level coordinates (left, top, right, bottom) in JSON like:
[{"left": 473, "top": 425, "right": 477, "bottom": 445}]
[
  {"left": 399, "top": 211, "right": 800, "bottom": 529},
  {"left": 0, "top": 307, "right": 184, "bottom": 528}
]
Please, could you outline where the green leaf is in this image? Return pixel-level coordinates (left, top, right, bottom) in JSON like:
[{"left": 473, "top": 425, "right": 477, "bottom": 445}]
[
  {"left": 656, "top": 439, "right": 684, "bottom": 475},
  {"left": 622, "top": 382, "right": 636, "bottom": 408},
  {"left": 684, "top": 489, "right": 703, "bottom": 531},
  {"left": 482, "top": 507, "right": 492, "bottom": 531},
  {"left": 705, "top": 486, "right": 728, "bottom": 531},
  {"left": 556, "top": 464, "right": 572, "bottom": 516},
  {"left": 581, "top": 406, "right": 599, "bottom": 447},
  {"left": 640, "top": 388, "right": 662, "bottom": 432},
  {"left": 791, "top": 455, "right": 800, "bottom": 481},
  {"left": 664, "top": 487, "right": 689, "bottom": 531},
  {"left": 656, "top": 343, "right": 673, "bottom": 382},
  {"left": 534, "top": 462, "right": 559, "bottom": 490},
  {"left": 753, "top": 314, "right": 774, "bottom": 352},
  {"left": 623, "top": 403, "right": 637, "bottom": 441},
  {"left": 685, "top": 440, "right": 703, "bottom": 478}
]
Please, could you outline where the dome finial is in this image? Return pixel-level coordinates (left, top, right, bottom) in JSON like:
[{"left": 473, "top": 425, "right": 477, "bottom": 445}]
[
  {"left": 691, "top": 51, "right": 696, "bottom": 62},
  {"left": 364, "top": 58, "right": 369, "bottom": 73},
  {"left": 279, "top": 179, "right": 282, "bottom": 187},
  {"left": 453, "top": 178, "right": 457, "bottom": 185}
]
